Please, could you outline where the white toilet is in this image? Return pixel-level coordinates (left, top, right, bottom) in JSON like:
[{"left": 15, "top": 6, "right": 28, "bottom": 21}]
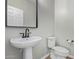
[{"left": 48, "top": 37, "right": 69, "bottom": 59}]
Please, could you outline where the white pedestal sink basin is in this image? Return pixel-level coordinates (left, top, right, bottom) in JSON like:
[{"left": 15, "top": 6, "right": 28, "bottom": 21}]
[{"left": 10, "top": 36, "right": 42, "bottom": 59}]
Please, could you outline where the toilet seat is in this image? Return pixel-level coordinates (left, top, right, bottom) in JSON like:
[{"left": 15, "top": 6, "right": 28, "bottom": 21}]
[
  {"left": 54, "top": 46, "right": 69, "bottom": 53},
  {"left": 53, "top": 46, "right": 69, "bottom": 57}
]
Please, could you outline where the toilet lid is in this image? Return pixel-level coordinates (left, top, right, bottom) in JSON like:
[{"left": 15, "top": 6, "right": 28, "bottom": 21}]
[{"left": 54, "top": 46, "right": 69, "bottom": 53}]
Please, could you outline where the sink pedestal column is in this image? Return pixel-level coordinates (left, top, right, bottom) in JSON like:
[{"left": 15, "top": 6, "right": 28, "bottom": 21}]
[{"left": 23, "top": 47, "right": 33, "bottom": 59}]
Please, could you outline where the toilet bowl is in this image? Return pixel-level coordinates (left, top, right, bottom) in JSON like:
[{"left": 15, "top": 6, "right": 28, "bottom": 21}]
[
  {"left": 47, "top": 37, "right": 69, "bottom": 59},
  {"left": 53, "top": 46, "right": 69, "bottom": 59},
  {"left": 50, "top": 46, "right": 69, "bottom": 59}
]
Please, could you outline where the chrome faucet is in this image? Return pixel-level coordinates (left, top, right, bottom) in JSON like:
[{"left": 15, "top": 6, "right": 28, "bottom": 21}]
[{"left": 20, "top": 28, "right": 31, "bottom": 38}]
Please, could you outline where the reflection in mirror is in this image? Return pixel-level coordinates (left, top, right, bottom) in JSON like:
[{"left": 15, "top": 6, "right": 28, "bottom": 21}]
[{"left": 6, "top": 0, "right": 38, "bottom": 28}]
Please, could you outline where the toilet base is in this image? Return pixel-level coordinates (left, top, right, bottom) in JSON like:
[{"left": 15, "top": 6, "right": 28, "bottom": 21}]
[{"left": 55, "top": 55, "right": 66, "bottom": 59}]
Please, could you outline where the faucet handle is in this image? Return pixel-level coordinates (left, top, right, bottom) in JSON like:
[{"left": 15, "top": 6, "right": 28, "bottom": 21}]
[{"left": 20, "top": 33, "right": 25, "bottom": 38}]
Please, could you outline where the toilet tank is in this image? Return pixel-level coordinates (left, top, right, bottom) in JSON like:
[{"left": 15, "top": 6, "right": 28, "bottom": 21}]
[{"left": 47, "top": 37, "right": 56, "bottom": 49}]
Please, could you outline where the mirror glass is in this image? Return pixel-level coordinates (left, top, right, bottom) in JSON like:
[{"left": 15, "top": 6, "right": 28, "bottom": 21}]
[{"left": 6, "top": 0, "right": 38, "bottom": 28}]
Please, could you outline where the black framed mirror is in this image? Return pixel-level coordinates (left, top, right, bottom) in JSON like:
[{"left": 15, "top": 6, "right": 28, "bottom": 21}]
[{"left": 5, "top": 0, "right": 38, "bottom": 28}]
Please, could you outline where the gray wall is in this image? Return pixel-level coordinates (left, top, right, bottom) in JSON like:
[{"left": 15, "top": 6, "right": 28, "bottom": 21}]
[
  {"left": 5, "top": 0, "right": 54, "bottom": 59},
  {"left": 55, "top": 0, "right": 74, "bottom": 55}
]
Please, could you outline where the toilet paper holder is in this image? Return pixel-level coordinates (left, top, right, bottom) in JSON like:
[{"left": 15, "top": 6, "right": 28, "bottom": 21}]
[
  {"left": 67, "top": 39, "right": 74, "bottom": 43},
  {"left": 66, "top": 39, "right": 74, "bottom": 45}
]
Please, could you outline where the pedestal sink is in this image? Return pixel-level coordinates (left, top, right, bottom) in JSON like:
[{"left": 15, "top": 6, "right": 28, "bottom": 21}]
[{"left": 10, "top": 36, "right": 42, "bottom": 59}]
